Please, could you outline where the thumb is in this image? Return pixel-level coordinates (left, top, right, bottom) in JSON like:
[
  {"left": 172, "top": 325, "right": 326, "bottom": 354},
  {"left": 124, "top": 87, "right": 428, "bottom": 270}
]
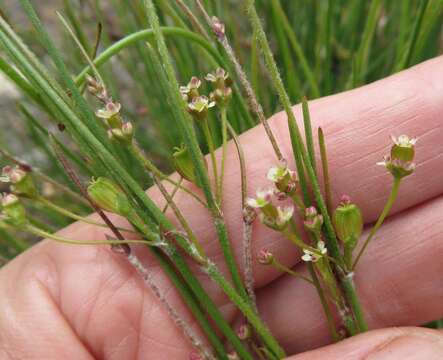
[{"left": 287, "top": 327, "right": 443, "bottom": 360}]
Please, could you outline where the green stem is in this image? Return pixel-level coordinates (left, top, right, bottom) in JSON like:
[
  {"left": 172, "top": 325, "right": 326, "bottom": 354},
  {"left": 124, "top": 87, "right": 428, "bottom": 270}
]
[
  {"left": 219, "top": 107, "right": 228, "bottom": 203},
  {"left": 302, "top": 97, "right": 317, "bottom": 176},
  {"left": 151, "top": 174, "right": 206, "bottom": 259},
  {"left": 352, "top": 177, "right": 401, "bottom": 270},
  {"left": 206, "top": 262, "right": 286, "bottom": 359},
  {"left": 35, "top": 196, "right": 137, "bottom": 234},
  {"left": 339, "top": 270, "right": 367, "bottom": 332},
  {"left": 307, "top": 263, "right": 340, "bottom": 342},
  {"left": 74, "top": 27, "right": 224, "bottom": 86},
  {"left": 318, "top": 127, "right": 332, "bottom": 214},
  {"left": 271, "top": 258, "right": 314, "bottom": 284},
  {"left": 129, "top": 144, "right": 207, "bottom": 207},
  {"left": 26, "top": 224, "right": 151, "bottom": 246},
  {"left": 201, "top": 118, "right": 220, "bottom": 203}
]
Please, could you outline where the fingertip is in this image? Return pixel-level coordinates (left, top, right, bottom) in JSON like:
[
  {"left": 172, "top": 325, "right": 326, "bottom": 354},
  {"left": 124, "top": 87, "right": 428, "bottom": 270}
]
[{"left": 287, "top": 327, "right": 443, "bottom": 360}]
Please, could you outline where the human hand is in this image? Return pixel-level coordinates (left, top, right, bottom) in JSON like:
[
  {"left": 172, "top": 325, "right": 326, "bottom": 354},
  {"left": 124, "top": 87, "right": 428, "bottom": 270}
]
[{"left": 1, "top": 56, "right": 443, "bottom": 359}]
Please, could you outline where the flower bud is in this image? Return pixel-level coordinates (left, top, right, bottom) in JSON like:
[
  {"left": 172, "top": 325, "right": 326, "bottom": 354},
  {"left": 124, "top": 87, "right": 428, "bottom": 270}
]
[
  {"left": 172, "top": 144, "right": 200, "bottom": 184},
  {"left": 1, "top": 194, "right": 27, "bottom": 226},
  {"left": 303, "top": 206, "right": 323, "bottom": 233},
  {"left": 211, "top": 16, "right": 225, "bottom": 39},
  {"left": 390, "top": 135, "right": 416, "bottom": 162},
  {"left": 333, "top": 195, "right": 363, "bottom": 246},
  {"left": 228, "top": 352, "right": 239, "bottom": 360},
  {"left": 109, "top": 122, "right": 134, "bottom": 145},
  {"left": 257, "top": 249, "right": 274, "bottom": 265},
  {"left": 87, "top": 177, "right": 131, "bottom": 216},
  {"left": 237, "top": 324, "right": 251, "bottom": 340},
  {"left": 267, "top": 164, "right": 298, "bottom": 195},
  {"left": 1, "top": 166, "right": 37, "bottom": 198},
  {"left": 209, "top": 87, "right": 232, "bottom": 107}
]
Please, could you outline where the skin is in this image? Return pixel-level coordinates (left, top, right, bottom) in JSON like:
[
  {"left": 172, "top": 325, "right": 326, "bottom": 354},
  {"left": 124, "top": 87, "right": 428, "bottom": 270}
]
[{"left": 1, "top": 56, "right": 443, "bottom": 360}]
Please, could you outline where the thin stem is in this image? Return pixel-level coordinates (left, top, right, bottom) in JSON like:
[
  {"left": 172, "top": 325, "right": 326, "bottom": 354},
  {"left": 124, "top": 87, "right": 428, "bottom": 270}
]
[
  {"left": 205, "top": 261, "right": 286, "bottom": 359},
  {"left": 127, "top": 253, "right": 216, "bottom": 360},
  {"left": 151, "top": 173, "right": 206, "bottom": 258},
  {"left": 318, "top": 127, "right": 333, "bottom": 214},
  {"left": 353, "top": 177, "right": 401, "bottom": 270},
  {"left": 271, "top": 258, "right": 314, "bottom": 284},
  {"left": 201, "top": 118, "right": 220, "bottom": 203},
  {"left": 26, "top": 224, "right": 151, "bottom": 246},
  {"left": 162, "top": 177, "right": 182, "bottom": 213},
  {"left": 219, "top": 107, "right": 228, "bottom": 203},
  {"left": 130, "top": 144, "right": 207, "bottom": 207},
  {"left": 175, "top": 0, "right": 210, "bottom": 39},
  {"left": 195, "top": 0, "right": 284, "bottom": 161},
  {"left": 74, "top": 27, "right": 224, "bottom": 86},
  {"left": 227, "top": 123, "right": 256, "bottom": 309},
  {"left": 307, "top": 263, "right": 340, "bottom": 342},
  {"left": 35, "top": 196, "right": 137, "bottom": 234},
  {"left": 302, "top": 97, "right": 317, "bottom": 176},
  {"left": 227, "top": 123, "right": 247, "bottom": 204}
]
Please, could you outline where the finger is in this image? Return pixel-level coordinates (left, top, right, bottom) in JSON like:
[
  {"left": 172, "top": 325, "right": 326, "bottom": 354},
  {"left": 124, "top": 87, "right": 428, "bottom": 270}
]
[
  {"left": 148, "top": 55, "right": 443, "bottom": 286},
  {"left": 255, "top": 194, "right": 443, "bottom": 353},
  {"left": 286, "top": 327, "right": 443, "bottom": 360},
  {"left": 0, "top": 226, "right": 202, "bottom": 359}
]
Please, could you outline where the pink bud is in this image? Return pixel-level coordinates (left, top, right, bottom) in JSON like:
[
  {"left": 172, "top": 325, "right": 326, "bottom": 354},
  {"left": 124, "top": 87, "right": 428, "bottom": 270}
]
[{"left": 258, "top": 249, "right": 274, "bottom": 265}]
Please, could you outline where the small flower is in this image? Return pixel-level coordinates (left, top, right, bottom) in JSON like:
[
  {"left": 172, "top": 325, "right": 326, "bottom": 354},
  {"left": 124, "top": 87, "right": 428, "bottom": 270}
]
[
  {"left": 1, "top": 166, "right": 37, "bottom": 198},
  {"left": 390, "top": 135, "right": 417, "bottom": 162},
  {"left": 209, "top": 87, "right": 232, "bottom": 107},
  {"left": 211, "top": 16, "right": 225, "bottom": 39},
  {"left": 1, "top": 193, "right": 19, "bottom": 207},
  {"left": 95, "top": 102, "right": 121, "bottom": 120},
  {"left": 187, "top": 96, "right": 215, "bottom": 120},
  {"left": 246, "top": 188, "right": 274, "bottom": 208},
  {"left": 180, "top": 76, "right": 201, "bottom": 102},
  {"left": 301, "top": 241, "right": 327, "bottom": 263},
  {"left": 267, "top": 163, "right": 298, "bottom": 195},
  {"left": 257, "top": 249, "right": 274, "bottom": 265},
  {"left": 304, "top": 206, "right": 323, "bottom": 233},
  {"left": 227, "top": 352, "right": 239, "bottom": 360},
  {"left": 1, "top": 193, "right": 27, "bottom": 226},
  {"left": 377, "top": 156, "right": 415, "bottom": 179},
  {"left": 108, "top": 122, "right": 134, "bottom": 144},
  {"left": 275, "top": 206, "right": 294, "bottom": 228},
  {"left": 237, "top": 324, "right": 251, "bottom": 340}
]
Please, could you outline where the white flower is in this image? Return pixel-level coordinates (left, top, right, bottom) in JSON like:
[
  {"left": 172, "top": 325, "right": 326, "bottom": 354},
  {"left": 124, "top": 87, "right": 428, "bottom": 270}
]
[
  {"left": 267, "top": 165, "right": 289, "bottom": 183},
  {"left": 96, "top": 102, "right": 121, "bottom": 119},
  {"left": 1, "top": 193, "right": 19, "bottom": 207},
  {"left": 187, "top": 96, "right": 215, "bottom": 113},
  {"left": 301, "top": 241, "right": 327, "bottom": 263},
  {"left": 276, "top": 206, "right": 294, "bottom": 226},
  {"left": 391, "top": 135, "right": 417, "bottom": 147},
  {"left": 317, "top": 241, "right": 328, "bottom": 255},
  {"left": 205, "top": 68, "right": 229, "bottom": 83},
  {"left": 246, "top": 188, "right": 274, "bottom": 208}
]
